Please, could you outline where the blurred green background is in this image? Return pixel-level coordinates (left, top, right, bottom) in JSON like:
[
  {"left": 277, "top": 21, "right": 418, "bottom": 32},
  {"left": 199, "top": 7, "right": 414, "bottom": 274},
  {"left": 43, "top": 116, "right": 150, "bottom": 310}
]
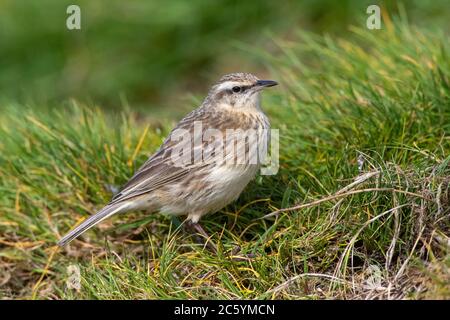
[{"left": 0, "top": 0, "right": 448, "bottom": 113}]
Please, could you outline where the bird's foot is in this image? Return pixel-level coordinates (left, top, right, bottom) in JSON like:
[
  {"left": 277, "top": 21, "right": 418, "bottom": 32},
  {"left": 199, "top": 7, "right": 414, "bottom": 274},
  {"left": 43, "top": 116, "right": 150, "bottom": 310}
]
[
  {"left": 228, "top": 245, "right": 256, "bottom": 261},
  {"left": 184, "top": 221, "right": 257, "bottom": 261},
  {"left": 184, "top": 220, "right": 218, "bottom": 254}
]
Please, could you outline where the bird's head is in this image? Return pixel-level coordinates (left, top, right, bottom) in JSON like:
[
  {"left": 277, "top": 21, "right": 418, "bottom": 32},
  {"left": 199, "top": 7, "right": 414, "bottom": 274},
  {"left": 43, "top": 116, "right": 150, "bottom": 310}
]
[{"left": 205, "top": 73, "right": 278, "bottom": 111}]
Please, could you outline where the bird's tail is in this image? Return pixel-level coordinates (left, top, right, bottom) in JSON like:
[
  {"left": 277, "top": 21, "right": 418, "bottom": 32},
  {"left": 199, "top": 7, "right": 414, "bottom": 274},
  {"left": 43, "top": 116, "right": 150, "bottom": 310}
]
[{"left": 57, "top": 202, "right": 129, "bottom": 246}]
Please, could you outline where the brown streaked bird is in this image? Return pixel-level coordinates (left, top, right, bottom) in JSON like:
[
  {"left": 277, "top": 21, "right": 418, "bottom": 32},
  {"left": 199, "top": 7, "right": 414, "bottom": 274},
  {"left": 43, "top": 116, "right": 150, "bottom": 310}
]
[{"left": 58, "top": 73, "right": 278, "bottom": 246}]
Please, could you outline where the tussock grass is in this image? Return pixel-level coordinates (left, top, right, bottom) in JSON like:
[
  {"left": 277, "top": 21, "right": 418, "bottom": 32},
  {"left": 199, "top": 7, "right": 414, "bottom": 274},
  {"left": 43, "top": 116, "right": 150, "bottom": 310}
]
[{"left": 1, "top": 19, "right": 450, "bottom": 299}]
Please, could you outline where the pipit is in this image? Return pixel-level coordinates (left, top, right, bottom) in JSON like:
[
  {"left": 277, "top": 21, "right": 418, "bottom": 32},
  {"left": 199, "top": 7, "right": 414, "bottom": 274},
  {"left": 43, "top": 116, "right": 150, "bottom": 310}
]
[{"left": 58, "top": 73, "right": 278, "bottom": 247}]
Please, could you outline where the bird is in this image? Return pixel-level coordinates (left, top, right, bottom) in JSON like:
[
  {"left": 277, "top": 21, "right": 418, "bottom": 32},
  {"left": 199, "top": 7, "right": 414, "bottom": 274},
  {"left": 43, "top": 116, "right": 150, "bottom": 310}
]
[{"left": 58, "top": 72, "right": 278, "bottom": 247}]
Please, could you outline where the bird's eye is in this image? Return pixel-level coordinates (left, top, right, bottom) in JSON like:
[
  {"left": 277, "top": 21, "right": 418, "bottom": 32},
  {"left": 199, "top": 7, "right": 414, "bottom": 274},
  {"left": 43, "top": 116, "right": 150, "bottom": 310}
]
[{"left": 232, "top": 86, "right": 241, "bottom": 93}]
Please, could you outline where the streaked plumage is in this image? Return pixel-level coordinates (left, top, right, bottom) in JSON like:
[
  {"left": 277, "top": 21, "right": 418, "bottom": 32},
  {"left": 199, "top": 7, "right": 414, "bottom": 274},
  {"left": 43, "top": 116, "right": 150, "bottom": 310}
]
[{"left": 58, "top": 72, "right": 277, "bottom": 246}]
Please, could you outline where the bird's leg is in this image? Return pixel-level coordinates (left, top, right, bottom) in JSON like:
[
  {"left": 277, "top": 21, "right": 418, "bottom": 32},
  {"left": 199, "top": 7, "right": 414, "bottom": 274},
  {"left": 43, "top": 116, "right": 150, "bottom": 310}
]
[
  {"left": 191, "top": 222, "right": 209, "bottom": 240},
  {"left": 184, "top": 219, "right": 256, "bottom": 260},
  {"left": 228, "top": 245, "right": 256, "bottom": 261},
  {"left": 185, "top": 220, "right": 217, "bottom": 254}
]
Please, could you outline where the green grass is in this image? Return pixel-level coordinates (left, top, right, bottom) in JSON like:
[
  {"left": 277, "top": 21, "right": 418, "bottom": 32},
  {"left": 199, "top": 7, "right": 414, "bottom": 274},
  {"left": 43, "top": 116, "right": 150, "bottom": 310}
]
[
  {"left": 1, "top": 0, "right": 449, "bottom": 109},
  {"left": 0, "top": 0, "right": 342, "bottom": 107},
  {"left": 1, "top": 18, "right": 450, "bottom": 299}
]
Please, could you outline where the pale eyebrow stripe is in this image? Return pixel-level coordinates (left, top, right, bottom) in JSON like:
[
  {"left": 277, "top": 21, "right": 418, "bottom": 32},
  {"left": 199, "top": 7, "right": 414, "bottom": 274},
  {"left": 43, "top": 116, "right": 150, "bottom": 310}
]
[{"left": 225, "top": 83, "right": 256, "bottom": 94}]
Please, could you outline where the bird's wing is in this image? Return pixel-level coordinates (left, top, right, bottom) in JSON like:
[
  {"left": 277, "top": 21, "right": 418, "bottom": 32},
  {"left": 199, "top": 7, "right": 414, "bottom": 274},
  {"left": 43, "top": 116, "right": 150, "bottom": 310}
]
[{"left": 109, "top": 107, "right": 222, "bottom": 204}]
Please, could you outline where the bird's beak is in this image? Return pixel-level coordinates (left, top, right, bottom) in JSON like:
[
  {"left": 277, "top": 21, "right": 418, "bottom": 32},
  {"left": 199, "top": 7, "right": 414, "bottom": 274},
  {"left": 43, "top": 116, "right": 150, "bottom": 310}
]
[{"left": 256, "top": 80, "right": 278, "bottom": 88}]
